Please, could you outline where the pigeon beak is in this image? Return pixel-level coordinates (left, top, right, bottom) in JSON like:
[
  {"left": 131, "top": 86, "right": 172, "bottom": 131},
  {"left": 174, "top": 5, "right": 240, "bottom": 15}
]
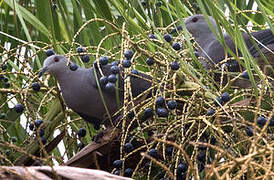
[{"left": 38, "top": 67, "right": 48, "bottom": 77}]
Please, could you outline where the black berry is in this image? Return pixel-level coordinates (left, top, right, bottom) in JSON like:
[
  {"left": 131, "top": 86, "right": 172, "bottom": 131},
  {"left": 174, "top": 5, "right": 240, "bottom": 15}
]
[
  {"left": 29, "top": 123, "right": 34, "bottom": 131},
  {"left": 177, "top": 162, "right": 188, "bottom": 174},
  {"left": 167, "top": 100, "right": 177, "bottom": 110},
  {"left": 111, "top": 61, "right": 119, "bottom": 66},
  {"left": 77, "top": 142, "right": 85, "bottom": 150},
  {"left": 122, "top": 59, "right": 131, "bottom": 68},
  {"left": 170, "top": 61, "right": 180, "bottom": 70},
  {"left": 76, "top": 47, "right": 85, "bottom": 53},
  {"left": 81, "top": 55, "right": 90, "bottom": 63},
  {"left": 214, "top": 97, "right": 223, "bottom": 106},
  {"left": 144, "top": 108, "right": 153, "bottom": 119},
  {"left": 77, "top": 128, "right": 87, "bottom": 137},
  {"left": 113, "top": 159, "right": 123, "bottom": 169},
  {"left": 105, "top": 82, "right": 116, "bottom": 93},
  {"left": 127, "top": 111, "right": 135, "bottom": 120},
  {"left": 221, "top": 92, "right": 230, "bottom": 103},
  {"left": 157, "top": 108, "right": 168, "bottom": 117},
  {"left": 35, "top": 119, "right": 43, "bottom": 128},
  {"left": 206, "top": 108, "right": 216, "bottom": 116},
  {"left": 177, "top": 26, "right": 183, "bottom": 31},
  {"left": 124, "top": 168, "right": 133, "bottom": 177},
  {"left": 124, "top": 49, "right": 134, "bottom": 59},
  {"left": 170, "top": 28, "right": 176, "bottom": 34},
  {"left": 156, "top": 96, "right": 165, "bottom": 107},
  {"left": 99, "top": 56, "right": 109, "bottom": 66},
  {"left": 114, "top": 170, "right": 120, "bottom": 175},
  {"left": 69, "top": 63, "right": 78, "bottom": 71},
  {"left": 241, "top": 72, "right": 249, "bottom": 79},
  {"left": 170, "top": 26, "right": 183, "bottom": 34},
  {"left": 46, "top": 49, "right": 55, "bottom": 57},
  {"left": 149, "top": 34, "right": 157, "bottom": 39},
  {"left": 110, "top": 65, "right": 120, "bottom": 74},
  {"left": 172, "top": 42, "right": 181, "bottom": 50},
  {"left": 99, "top": 76, "right": 108, "bottom": 86},
  {"left": 146, "top": 58, "right": 154, "bottom": 66},
  {"left": 93, "top": 61, "right": 99, "bottom": 69},
  {"left": 257, "top": 116, "right": 267, "bottom": 127},
  {"left": 14, "top": 104, "right": 24, "bottom": 113},
  {"left": 108, "top": 74, "right": 117, "bottom": 83},
  {"left": 32, "top": 82, "right": 41, "bottom": 91},
  {"left": 148, "top": 148, "right": 158, "bottom": 159},
  {"left": 124, "top": 143, "right": 134, "bottom": 153},
  {"left": 131, "top": 69, "right": 139, "bottom": 77},
  {"left": 163, "top": 34, "right": 172, "bottom": 42}
]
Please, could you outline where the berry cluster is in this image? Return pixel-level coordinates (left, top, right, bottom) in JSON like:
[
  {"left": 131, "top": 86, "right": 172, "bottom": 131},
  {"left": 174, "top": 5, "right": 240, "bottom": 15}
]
[{"left": 29, "top": 119, "right": 47, "bottom": 145}]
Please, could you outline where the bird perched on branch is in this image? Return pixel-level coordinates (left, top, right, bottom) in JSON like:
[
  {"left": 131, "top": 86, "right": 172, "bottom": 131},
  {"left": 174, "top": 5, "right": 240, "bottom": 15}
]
[
  {"left": 39, "top": 55, "right": 152, "bottom": 129},
  {"left": 184, "top": 14, "right": 274, "bottom": 74}
]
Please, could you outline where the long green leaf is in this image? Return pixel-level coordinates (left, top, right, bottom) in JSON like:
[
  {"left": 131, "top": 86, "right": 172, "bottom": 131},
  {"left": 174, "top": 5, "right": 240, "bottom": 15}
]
[{"left": 4, "top": 0, "right": 49, "bottom": 38}]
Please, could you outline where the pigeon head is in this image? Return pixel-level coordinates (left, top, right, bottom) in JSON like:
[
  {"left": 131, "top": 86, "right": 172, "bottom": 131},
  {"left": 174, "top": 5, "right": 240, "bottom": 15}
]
[
  {"left": 39, "top": 55, "right": 69, "bottom": 77},
  {"left": 184, "top": 14, "right": 218, "bottom": 39}
]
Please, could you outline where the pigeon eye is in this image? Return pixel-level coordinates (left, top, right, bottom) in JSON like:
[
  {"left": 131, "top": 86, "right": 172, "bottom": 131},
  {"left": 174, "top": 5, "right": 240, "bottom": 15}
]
[
  {"left": 192, "top": 17, "right": 198, "bottom": 22},
  {"left": 54, "top": 57, "right": 59, "bottom": 62}
]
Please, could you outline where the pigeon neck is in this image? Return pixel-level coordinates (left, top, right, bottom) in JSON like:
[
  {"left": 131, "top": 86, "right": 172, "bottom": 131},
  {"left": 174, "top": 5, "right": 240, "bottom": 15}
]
[
  {"left": 195, "top": 32, "right": 218, "bottom": 49},
  {"left": 54, "top": 66, "right": 74, "bottom": 85}
]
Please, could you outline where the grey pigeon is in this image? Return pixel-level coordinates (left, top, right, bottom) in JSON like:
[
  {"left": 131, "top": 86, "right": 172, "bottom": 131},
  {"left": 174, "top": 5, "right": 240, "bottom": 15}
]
[
  {"left": 39, "top": 55, "right": 152, "bottom": 129},
  {"left": 184, "top": 14, "right": 274, "bottom": 72}
]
